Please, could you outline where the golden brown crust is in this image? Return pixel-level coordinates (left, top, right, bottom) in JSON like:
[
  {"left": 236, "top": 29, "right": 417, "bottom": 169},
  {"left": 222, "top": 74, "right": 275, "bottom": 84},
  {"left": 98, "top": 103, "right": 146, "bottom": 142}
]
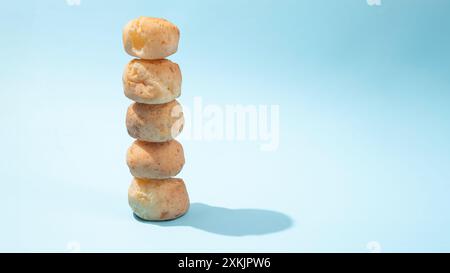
[
  {"left": 126, "top": 139, "right": 185, "bottom": 179},
  {"left": 123, "top": 59, "right": 181, "bottom": 104},
  {"left": 122, "top": 17, "right": 180, "bottom": 60},
  {"left": 126, "top": 100, "right": 184, "bottom": 142},
  {"left": 128, "top": 177, "right": 190, "bottom": 220}
]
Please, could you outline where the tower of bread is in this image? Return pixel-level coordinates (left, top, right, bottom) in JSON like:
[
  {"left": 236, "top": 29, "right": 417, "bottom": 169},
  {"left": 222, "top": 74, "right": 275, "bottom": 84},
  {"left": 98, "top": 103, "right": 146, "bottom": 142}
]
[{"left": 122, "top": 17, "right": 189, "bottom": 220}]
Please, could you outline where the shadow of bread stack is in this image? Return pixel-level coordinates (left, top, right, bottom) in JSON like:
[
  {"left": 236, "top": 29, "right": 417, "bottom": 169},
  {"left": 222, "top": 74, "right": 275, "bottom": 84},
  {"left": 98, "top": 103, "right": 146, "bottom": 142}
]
[{"left": 122, "top": 17, "right": 189, "bottom": 221}]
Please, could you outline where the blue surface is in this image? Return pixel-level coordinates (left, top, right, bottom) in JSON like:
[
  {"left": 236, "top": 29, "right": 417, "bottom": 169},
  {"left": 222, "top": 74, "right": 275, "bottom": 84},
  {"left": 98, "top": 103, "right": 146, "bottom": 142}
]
[{"left": 1, "top": 0, "right": 450, "bottom": 252}]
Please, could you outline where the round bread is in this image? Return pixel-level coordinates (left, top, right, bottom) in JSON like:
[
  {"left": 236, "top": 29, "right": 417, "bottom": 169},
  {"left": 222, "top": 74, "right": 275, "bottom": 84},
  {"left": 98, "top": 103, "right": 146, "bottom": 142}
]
[
  {"left": 122, "top": 17, "right": 180, "bottom": 60},
  {"left": 127, "top": 139, "right": 185, "bottom": 179},
  {"left": 126, "top": 100, "right": 184, "bottom": 142},
  {"left": 128, "top": 177, "right": 189, "bottom": 221},
  {"left": 123, "top": 59, "right": 181, "bottom": 104}
]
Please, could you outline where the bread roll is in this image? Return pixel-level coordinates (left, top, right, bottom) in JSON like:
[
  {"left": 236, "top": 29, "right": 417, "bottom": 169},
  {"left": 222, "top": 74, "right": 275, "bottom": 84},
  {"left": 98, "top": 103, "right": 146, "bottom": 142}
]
[
  {"left": 127, "top": 139, "right": 185, "bottom": 179},
  {"left": 128, "top": 177, "right": 189, "bottom": 221},
  {"left": 123, "top": 59, "right": 181, "bottom": 104},
  {"left": 122, "top": 17, "right": 180, "bottom": 60},
  {"left": 126, "top": 100, "right": 184, "bottom": 142}
]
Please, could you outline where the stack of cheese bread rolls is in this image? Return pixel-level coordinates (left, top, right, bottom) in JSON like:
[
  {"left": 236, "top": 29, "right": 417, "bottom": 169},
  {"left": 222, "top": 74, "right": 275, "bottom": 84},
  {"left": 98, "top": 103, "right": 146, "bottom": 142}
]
[{"left": 122, "top": 17, "right": 189, "bottom": 221}]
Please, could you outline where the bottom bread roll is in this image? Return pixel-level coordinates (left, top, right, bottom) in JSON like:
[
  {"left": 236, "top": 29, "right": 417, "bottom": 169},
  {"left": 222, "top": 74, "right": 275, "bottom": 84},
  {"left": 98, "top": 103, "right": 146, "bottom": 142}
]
[{"left": 128, "top": 177, "right": 189, "bottom": 221}]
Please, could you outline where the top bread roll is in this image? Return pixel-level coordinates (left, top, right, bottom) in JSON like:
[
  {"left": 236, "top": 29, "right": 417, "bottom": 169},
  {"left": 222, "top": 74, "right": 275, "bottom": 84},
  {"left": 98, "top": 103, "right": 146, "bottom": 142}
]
[{"left": 123, "top": 17, "right": 180, "bottom": 60}]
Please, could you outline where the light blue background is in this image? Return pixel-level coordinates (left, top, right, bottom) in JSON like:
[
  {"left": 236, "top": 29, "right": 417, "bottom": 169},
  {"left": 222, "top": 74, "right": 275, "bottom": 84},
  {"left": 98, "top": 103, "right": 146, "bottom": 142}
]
[{"left": 1, "top": 0, "right": 450, "bottom": 252}]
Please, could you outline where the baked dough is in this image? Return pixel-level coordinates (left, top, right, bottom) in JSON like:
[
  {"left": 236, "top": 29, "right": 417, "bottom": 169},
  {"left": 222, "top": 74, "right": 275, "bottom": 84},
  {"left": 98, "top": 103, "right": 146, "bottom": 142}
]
[
  {"left": 128, "top": 177, "right": 189, "bottom": 221},
  {"left": 126, "top": 100, "right": 184, "bottom": 142},
  {"left": 123, "top": 59, "right": 181, "bottom": 104},
  {"left": 122, "top": 17, "right": 180, "bottom": 60},
  {"left": 127, "top": 139, "right": 185, "bottom": 179}
]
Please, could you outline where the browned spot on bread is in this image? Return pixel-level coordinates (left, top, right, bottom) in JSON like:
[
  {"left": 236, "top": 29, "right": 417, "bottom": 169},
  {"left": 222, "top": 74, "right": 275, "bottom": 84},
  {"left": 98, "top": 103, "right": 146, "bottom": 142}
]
[{"left": 160, "top": 211, "right": 168, "bottom": 219}]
